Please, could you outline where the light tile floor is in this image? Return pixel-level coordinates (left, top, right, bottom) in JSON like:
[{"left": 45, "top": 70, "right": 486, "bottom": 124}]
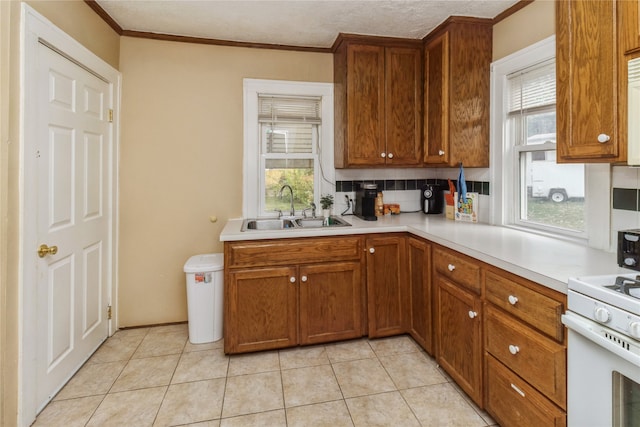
[{"left": 35, "top": 324, "right": 498, "bottom": 426}]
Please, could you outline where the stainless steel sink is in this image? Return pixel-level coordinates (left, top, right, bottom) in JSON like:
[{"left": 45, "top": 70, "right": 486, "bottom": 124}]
[
  {"left": 241, "top": 216, "right": 351, "bottom": 231},
  {"left": 241, "top": 218, "right": 296, "bottom": 231},
  {"left": 295, "top": 216, "right": 351, "bottom": 228}
]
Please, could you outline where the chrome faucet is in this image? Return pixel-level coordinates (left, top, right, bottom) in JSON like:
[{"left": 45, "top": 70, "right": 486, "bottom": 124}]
[
  {"left": 302, "top": 202, "right": 317, "bottom": 218},
  {"left": 278, "top": 184, "right": 295, "bottom": 216}
]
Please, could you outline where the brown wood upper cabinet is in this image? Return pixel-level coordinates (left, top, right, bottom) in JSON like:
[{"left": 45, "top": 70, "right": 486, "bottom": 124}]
[
  {"left": 423, "top": 18, "right": 492, "bottom": 167},
  {"left": 334, "top": 35, "right": 422, "bottom": 168},
  {"left": 556, "top": 0, "right": 628, "bottom": 162},
  {"left": 619, "top": 0, "right": 640, "bottom": 54}
]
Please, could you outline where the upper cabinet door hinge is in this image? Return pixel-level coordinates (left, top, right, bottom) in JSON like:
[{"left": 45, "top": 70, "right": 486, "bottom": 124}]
[
  {"left": 107, "top": 305, "right": 112, "bottom": 320},
  {"left": 108, "top": 109, "right": 113, "bottom": 123}
]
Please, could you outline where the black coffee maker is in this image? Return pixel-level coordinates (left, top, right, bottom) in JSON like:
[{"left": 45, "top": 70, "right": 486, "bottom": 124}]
[
  {"left": 355, "top": 183, "right": 378, "bottom": 221},
  {"left": 421, "top": 184, "right": 444, "bottom": 214}
]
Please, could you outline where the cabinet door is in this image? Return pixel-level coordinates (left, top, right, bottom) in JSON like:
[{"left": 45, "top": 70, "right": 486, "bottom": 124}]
[
  {"left": 557, "top": 0, "right": 623, "bottom": 161},
  {"left": 225, "top": 266, "right": 298, "bottom": 354},
  {"left": 365, "top": 235, "right": 408, "bottom": 337},
  {"left": 435, "top": 276, "right": 483, "bottom": 406},
  {"left": 385, "top": 46, "right": 422, "bottom": 165},
  {"left": 346, "top": 44, "right": 386, "bottom": 166},
  {"left": 424, "top": 32, "right": 449, "bottom": 165},
  {"left": 620, "top": 0, "right": 640, "bottom": 54},
  {"left": 407, "top": 237, "right": 433, "bottom": 354},
  {"left": 299, "top": 261, "right": 363, "bottom": 345}
]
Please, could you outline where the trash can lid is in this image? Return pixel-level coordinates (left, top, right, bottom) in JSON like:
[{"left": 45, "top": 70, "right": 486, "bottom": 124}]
[{"left": 184, "top": 253, "right": 224, "bottom": 273}]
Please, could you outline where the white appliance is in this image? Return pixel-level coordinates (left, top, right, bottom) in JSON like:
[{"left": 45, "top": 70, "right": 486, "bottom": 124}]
[{"left": 562, "top": 274, "right": 640, "bottom": 427}]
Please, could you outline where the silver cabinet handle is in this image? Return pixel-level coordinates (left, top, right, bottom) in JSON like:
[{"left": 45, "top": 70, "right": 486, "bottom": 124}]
[
  {"left": 597, "top": 133, "right": 611, "bottom": 143},
  {"left": 510, "top": 383, "right": 525, "bottom": 397},
  {"left": 301, "top": 275, "right": 308, "bottom": 282},
  {"left": 381, "top": 152, "right": 386, "bottom": 158},
  {"left": 468, "top": 311, "right": 477, "bottom": 319},
  {"left": 448, "top": 264, "right": 455, "bottom": 272},
  {"left": 508, "top": 295, "right": 519, "bottom": 305},
  {"left": 289, "top": 277, "right": 296, "bottom": 283},
  {"left": 509, "top": 345, "right": 520, "bottom": 355},
  {"left": 369, "top": 247, "right": 375, "bottom": 254},
  {"left": 388, "top": 153, "right": 394, "bottom": 159},
  {"left": 438, "top": 150, "right": 445, "bottom": 156}
]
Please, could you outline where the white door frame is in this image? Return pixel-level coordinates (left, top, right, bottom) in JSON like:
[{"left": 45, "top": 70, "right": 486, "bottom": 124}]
[{"left": 19, "top": 5, "right": 120, "bottom": 426}]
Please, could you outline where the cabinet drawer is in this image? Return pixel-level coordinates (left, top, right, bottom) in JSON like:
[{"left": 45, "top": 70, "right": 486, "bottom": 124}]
[
  {"left": 485, "top": 270, "right": 564, "bottom": 342},
  {"left": 485, "top": 355, "right": 566, "bottom": 427},
  {"left": 485, "top": 304, "right": 566, "bottom": 409},
  {"left": 225, "top": 237, "right": 362, "bottom": 268},
  {"left": 433, "top": 247, "right": 481, "bottom": 294}
]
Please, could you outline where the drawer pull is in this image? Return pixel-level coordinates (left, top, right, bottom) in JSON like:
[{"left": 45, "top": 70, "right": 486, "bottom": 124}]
[
  {"left": 448, "top": 264, "right": 456, "bottom": 272},
  {"left": 468, "top": 311, "right": 478, "bottom": 319},
  {"left": 369, "top": 247, "right": 375, "bottom": 254},
  {"left": 290, "top": 277, "right": 296, "bottom": 283},
  {"left": 509, "top": 344, "right": 520, "bottom": 355},
  {"left": 508, "top": 295, "right": 519, "bottom": 305},
  {"left": 301, "top": 275, "right": 308, "bottom": 282},
  {"left": 510, "top": 383, "right": 526, "bottom": 397}
]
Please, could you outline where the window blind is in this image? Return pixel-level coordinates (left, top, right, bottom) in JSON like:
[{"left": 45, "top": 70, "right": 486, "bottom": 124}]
[
  {"left": 258, "top": 95, "right": 322, "bottom": 124},
  {"left": 259, "top": 95, "right": 321, "bottom": 154},
  {"left": 507, "top": 59, "right": 556, "bottom": 115}
]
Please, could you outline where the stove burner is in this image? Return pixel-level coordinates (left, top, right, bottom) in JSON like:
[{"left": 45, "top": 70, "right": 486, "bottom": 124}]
[{"left": 605, "top": 276, "right": 640, "bottom": 299}]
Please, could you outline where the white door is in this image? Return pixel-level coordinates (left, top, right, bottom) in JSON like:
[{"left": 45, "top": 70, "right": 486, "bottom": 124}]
[{"left": 35, "top": 42, "right": 111, "bottom": 410}]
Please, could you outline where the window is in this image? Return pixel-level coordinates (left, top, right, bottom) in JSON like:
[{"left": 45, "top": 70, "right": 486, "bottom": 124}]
[
  {"left": 244, "top": 80, "right": 334, "bottom": 218},
  {"left": 491, "top": 36, "right": 589, "bottom": 241}
]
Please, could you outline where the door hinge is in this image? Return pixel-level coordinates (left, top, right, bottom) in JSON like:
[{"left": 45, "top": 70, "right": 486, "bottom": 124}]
[
  {"left": 107, "top": 305, "right": 112, "bottom": 320},
  {"left": 108, "top": 109, "right": 113, "bottom": 123}
]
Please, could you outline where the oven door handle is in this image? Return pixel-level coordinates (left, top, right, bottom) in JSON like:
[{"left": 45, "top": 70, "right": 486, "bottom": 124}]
[{"left": 562, "top": 312, "right": 640, "bottom": 367}]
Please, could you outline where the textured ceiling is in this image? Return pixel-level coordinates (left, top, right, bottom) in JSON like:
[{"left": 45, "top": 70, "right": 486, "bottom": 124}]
[{"left": 94, "top": 0, "right": 521, "bottom": 48}]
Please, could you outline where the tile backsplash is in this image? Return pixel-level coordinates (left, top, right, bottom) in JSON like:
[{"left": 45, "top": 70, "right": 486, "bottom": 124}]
[
  {"left": 333, "top": 168, "right": 490, "bottom": 218},
  {"left": 612, "top": 166, "right": 640, "bottom": 239}
]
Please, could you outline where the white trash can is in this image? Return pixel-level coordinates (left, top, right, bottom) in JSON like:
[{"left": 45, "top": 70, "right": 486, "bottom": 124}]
[{"left": 183, "top": 253, "right": 224, "bottom": 344}]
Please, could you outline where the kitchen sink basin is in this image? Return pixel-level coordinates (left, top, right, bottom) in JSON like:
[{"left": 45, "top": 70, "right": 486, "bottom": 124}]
[
  {"left": 241, "top": 216, "right": 351, "bottom": 231},
  {"left": 241, "top": 218, "right": 296, "bottom": 231},
  {"left": 295, "top": 216, "right": 351, "bottom": 228}
]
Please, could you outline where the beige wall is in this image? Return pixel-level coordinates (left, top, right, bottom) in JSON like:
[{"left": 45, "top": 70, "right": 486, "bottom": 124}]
[
  {"left": 26, "top": 0, "right": 120, "bottom": 68},
  {"left": 117, "top": 37, "right": 333, "bottom": 327},
  {"left": 0, "top": 1, "right": 119, "bottom": 425},
  {"left": 493, "top": 0, "right": 555, "bottom": 61}
]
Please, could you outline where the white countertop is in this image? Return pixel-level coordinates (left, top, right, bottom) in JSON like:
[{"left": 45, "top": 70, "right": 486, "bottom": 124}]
[{"left": 220, "top": 213, "right": 628, "bottom": 294}]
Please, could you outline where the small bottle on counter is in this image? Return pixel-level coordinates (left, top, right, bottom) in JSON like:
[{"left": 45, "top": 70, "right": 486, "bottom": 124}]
[{"left": 376, "top": 192, "right": 384, "bottom": 217}]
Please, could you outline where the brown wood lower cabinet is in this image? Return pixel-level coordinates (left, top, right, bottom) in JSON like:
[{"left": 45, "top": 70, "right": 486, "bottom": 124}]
[
  {"left": 435, "top": 276, "right": 483, "bottom": 406},
  {"left": 226, "top": 266, "right": 298, "bottom": 353},
  {"left": 299, "top": 261, "right": 363, "bottom": 345},
  {"left": 365, "top": 234, "right": 408, "bottom": 338},
  {"left": 224, "top": 237, "right": 364, "bottom": 354},
  {"left": 407, "top": 237, "right": 433, "bottom": 354}
]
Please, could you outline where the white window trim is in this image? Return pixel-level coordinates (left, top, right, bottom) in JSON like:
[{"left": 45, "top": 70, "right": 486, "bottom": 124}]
[
  {"left": 243, "top": 79, "right": 334, "bottom": 218},
  {"left": 490, "top": 35, "right": 611, "bottom": 250}
]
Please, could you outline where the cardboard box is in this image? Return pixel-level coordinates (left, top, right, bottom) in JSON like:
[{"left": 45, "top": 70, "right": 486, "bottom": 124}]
[
  {"left": 445, "top": 204, "right": 455, "bottom": 220},
  {"left": 454, "top": 192, "right": 478, "bottom": 223}
]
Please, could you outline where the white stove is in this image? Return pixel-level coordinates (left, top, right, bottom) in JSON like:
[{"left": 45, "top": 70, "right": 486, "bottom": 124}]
[
  {"left": 562, "top": 273, "right": 640, "bottom": 427},
  {"left": 566, "top": 273, "right": 640, "bottom": 340}
]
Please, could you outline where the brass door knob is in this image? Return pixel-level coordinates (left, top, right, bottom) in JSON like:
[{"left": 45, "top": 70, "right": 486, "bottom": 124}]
[{"left": 38, "top": 244, "right": 58, "bottom": 258}]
